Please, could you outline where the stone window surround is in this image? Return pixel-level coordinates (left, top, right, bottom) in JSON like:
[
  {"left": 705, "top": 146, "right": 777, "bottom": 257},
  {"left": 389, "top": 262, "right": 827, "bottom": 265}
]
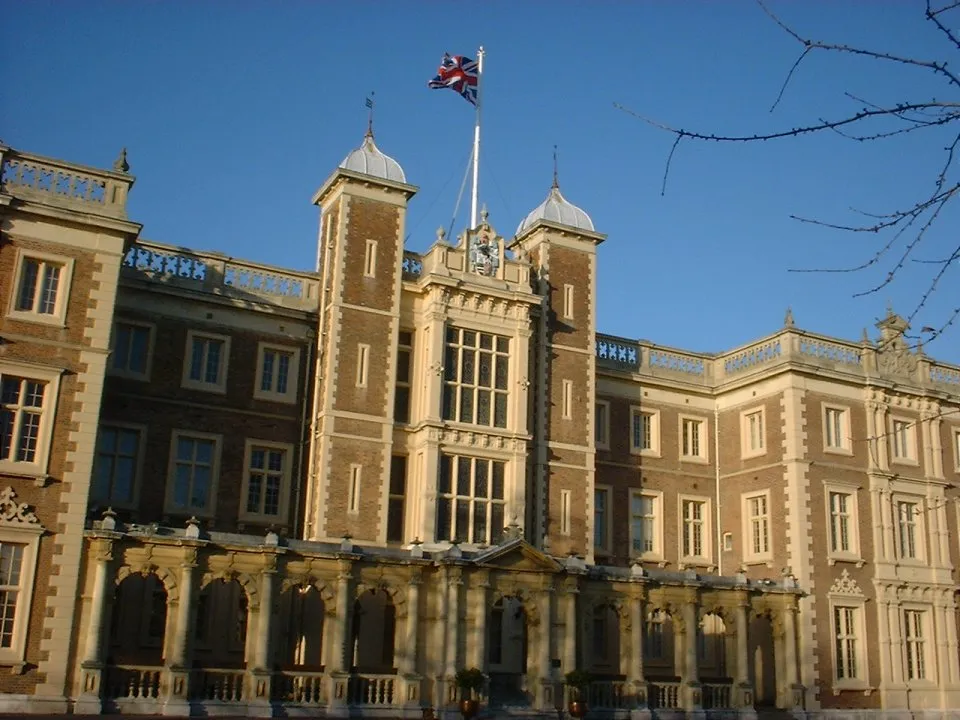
[
  {"left": 0, "top": 361, "right": 64, "bottom": 483},
  {"left": 827, "top": 596, "right": 871, "bottom": 692},
  {"left": 594, "top": 400, "right": 610, "bottom": 450},
  {"left": 950, "top": 426, "right": 960, "bottom": 473},
  {"left": 238, "top": 438, "right": 294, "bottom": 524},
  {"left": 253, "top": 342, "right": 301, "bottom": 405},
  {"left": 889, "top": 414, "right": 920, "bottom": 467},
  {"left": 92, "top": 421, "right": 149, "bottom": 510},
  {"left": 593, "top": 484, "right": 613, "bottom": 556},
  {"left": 678, "top": 414, "right": 709, "bottom": 464},
  {"left": 741, "top": 489, "right": 773, "bottom": 565},
  {"left": 108, "top": 318, "right": 156, "bottom": 382},
  {"left": 678, "top": 493, "right": 713, "bottom": 567},
  {"left": 901, "top": 604, "right": 936, "bottom": 687},
  {"left": 629, "top": 488, "right": 664, "bottom": 563},
  {"left": 822, "top": 402, "right": 853, "bottom": 456},
  {"left": 559, "top": 489, "right": 571, "bottom": 536},
  {"left": 363, "top": 239, "right": 377, "bottom": 278},
  {"left": 629, "top": 406, "right": 661, "bottom": 457},
  {"left": 823, "top": 481, "right": 865, "bottom": 567},
  {"left": 892, "top": 491, "right": 927, "bottom": 565},
  {"left": 0, "top": 522, "right": 43, "bottom": 669},
  {"left": 740, "top": 406, "right": 766, "bottom": 460},
  {"left": 180, "top": 330, "right": 231, "bottom": 395},
  {"left": 6, "top": 248, "right": 75, "bottom": 328},
  {"left": 164, "top": 429, "right": 223, "bottom": 519}
]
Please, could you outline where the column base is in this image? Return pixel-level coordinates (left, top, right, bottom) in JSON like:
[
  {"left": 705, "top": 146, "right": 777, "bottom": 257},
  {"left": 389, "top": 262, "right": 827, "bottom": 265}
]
[
  {"left": 538, "top": 677, "right": 556, "bottom": 711},
  {"left": 685, "top": 680, "right": 703, "bottom": 713},
  {"left": 73, "top": 694, "right": 104, "bottom": 716},
  {"left": 630, "top": 708, "right": 652, "bottom": 720}
]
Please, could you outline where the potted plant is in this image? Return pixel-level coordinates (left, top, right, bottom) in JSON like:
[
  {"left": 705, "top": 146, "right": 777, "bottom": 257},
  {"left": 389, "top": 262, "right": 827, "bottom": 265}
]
[
  {"left": 564, "top": 669, "right": 593, "bottom": 718},
  {"left": 454, "top": 667, "right": 485, "bottom": 719}
]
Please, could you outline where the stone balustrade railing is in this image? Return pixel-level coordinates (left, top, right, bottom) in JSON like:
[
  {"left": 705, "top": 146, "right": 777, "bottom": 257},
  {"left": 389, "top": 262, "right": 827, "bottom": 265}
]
[
  {"left": 121, "top": 240, "right": 320, "bottom": 312},
  {"left": 0, "top": 146, "right": 134, "bottom": 220},
  {"left": 597, "top": 329, "right": 960, "bottom": 392}
]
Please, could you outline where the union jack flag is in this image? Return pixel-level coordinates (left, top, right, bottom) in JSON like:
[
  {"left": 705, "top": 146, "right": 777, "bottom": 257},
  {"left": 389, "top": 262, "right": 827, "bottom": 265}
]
[{"left": 427, "top": 53, "right": 479, "bottom": 106}]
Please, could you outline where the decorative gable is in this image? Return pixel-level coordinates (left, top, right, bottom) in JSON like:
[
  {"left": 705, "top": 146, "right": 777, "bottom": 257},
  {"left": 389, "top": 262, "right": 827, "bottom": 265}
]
[
  {"left": 828, "top": 569, "right": 863, "bottom": 596},
  {"left": 473, "top": 538, "right": 562, "bottom": 573},
  {"left": 0, "top": 487, "right": 39, "bottom": 525}
]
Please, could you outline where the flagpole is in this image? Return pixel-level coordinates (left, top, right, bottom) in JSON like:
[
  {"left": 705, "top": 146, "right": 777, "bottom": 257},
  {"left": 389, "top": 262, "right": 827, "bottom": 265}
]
[{"left": 470, "top": 46, "right": 484, "bottom": 229}]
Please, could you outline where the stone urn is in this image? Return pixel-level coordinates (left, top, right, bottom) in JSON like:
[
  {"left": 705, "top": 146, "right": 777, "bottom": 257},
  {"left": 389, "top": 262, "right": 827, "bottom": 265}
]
[
  {"left": 568, "top": 699, "right": 588, "bottom": 718},
  {"left": 459, "top": 698, "right": 479, "bottom": 719}
]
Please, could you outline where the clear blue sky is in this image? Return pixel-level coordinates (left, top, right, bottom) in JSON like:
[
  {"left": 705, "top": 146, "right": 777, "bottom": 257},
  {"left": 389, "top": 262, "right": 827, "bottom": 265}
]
[{"left": 3, "top": 1, "right": 958, "bottom": 364}]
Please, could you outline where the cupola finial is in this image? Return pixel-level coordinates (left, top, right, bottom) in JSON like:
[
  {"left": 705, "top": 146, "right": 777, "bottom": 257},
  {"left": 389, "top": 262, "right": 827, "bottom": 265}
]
[
  {"left": 552, "top": 144, "right": 559, "bottom": 189},
  {"left": 365, "top": 91, "right": 375, "bottom": 138}
]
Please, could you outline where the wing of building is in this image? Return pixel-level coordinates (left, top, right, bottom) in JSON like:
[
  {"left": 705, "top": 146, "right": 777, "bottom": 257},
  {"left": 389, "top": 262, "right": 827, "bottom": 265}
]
[{"left": 0, "top": 136, "right": 958, "bottom": 718}]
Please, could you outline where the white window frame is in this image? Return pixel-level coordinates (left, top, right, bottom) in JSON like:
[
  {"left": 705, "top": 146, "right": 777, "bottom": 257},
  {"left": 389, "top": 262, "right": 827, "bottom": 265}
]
[
  {"left": 108, "top": 319, "right": 155, "bottom": 381},
  {"left": 889, "top": 416, "right": 919, "bottom": 465},
  {"left": 594, "top": 485, "right": 612, "bottom": 556},
  {"left": 679, "top": 415, "right": 709, "bottom": 463},
  {"left": 356, "top": 344, "right": 370, "bottom": 388},
  {"left": 165, "top": 430, "right": 222, "bottom": 518},
  {"left": 823, "top": 404, "right": 853, "bottom": 455},
  {"left": 348, "top": 464, "right": 362, "bottom": 515},
  {"left": 563, "top": 284, "right": 574, "bottom": 320},
  {"left": 0, "top": 361, "right": 64, "bottom": 482},
  {"left": 630, "top": 407, "right": 660, "bottom": 457},
  {"left": 239, "top": 439, "right": 293, "bottom": 524},
  {"left": 740, "top": 407, "right": 766, "bottom": 459},
  {"left": 561, "top": 380, "right": 573, "bottom": 420},
  {"left": 629, "top": 489, "right": 663, "bottom": 562},
  {"left": 741, "top": 490, "right": 772, "bottom": 563},
  {"left": 594, "top": 400, "right": 610, "bottom": 450},
  {"left": 824, "top": 482, "right": 863, "bottom": 566},
  {"left": 91, "top": 422, "right": 147, "bottom": 510},
  {"left": 253, "top": 342, "right": 301, "bottom": 404},
  {"left": 894, "top": 495, "right": 926, "bottom": 563},
  {"left": 827, "top": 597, "right": 870, "bottom": 690},
  {"left": 678, "top": 494, "right": 712, "bottom": 566},
  {"left": 0, "top": 520, "right": 43, "bottom": 668},
  {"left": 181, "top": 330, "right": 231, "bottom": 394},
  {"left": 6, "top": 249, "right": 74, "bottom": 327},
  {"left": 364, "top": 239, "right": 378, "bottom": 278},
  {"left": 902, "top": 606, "right": 932, "bottom": 684},
  {"left": 560, "top": 489, "right": 571, "bottom": 536}
]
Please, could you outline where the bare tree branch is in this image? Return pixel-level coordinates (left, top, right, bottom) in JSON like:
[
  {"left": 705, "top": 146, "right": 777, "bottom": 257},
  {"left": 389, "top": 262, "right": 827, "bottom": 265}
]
[{"left": 927, "top": 0, "right": 960, "bottom": 50}]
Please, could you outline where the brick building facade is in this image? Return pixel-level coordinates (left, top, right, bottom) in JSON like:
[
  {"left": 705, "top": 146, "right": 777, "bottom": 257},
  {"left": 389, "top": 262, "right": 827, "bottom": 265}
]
[{"left": 0, "top": 133, "right": 958, "bottom": 718}]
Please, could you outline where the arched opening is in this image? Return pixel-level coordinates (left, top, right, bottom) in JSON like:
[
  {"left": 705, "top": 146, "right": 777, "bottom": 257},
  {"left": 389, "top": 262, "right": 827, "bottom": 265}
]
[
  {"left": 281, "top": 584, "right": 326, "bottom": 669},
  {"left": 590, "top": 604, "right": 621, "bottom": 677},
  {"left": 194, "top": 578, "right": 248, "bottom": 669},
  {"left": 750, "top": 612, "right": 777, "bottom": 707},
  {"left": 108, "top": 572, "right": 168, "bottom": 666},
  {"left": 487, "top": 595, "right": 530, "bottom": 708},
  {"left": 351, "top": 589, "right": 396, "bottom": 674},
  {"left": 643, "top": 608, "right": 676, "bottom": 677},
  {"left": 698, "top": 612, "right": 728, "bottom": 679}
]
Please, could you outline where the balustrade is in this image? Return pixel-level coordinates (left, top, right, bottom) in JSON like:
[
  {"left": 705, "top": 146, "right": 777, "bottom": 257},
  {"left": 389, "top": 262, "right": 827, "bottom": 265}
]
[
  {"left": 273, "top": 671, "right": 326, "bottom": 704},
  {"left": 649, "top": 681, "right": 681, "bottom": 709},
  {"left": 931, "top": 363, "right": 960, "bottom": 388},
  {"left": 348, "top": 674, "right": 396, "bottom": 706},
  {"left": 402, "top": 252, "right": 424, "bottom": 279},
  {"left": 191, "top": 669, "right": 245, "bottom": 702},
  {"left": 103, "top": 665, "right": 162, "bottom": 700},
  {"left": 701, "top": 681, "right": 733, "bottom": 709},
  {"left": 723, "top": 339, "right": 782, "bottom": 375},
  {"left": 596, "top": 336, "right": 640, "bottom": 368},
  {"left": 587, "top": 680, "right": 627, "bottom": 709}
]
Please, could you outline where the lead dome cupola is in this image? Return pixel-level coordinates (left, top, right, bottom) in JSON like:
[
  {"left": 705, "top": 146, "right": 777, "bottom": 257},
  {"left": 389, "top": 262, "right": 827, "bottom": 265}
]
[
  {"left": 339, "top": 132, "right": 406, "bottom": 184},
  {"left": 516, "top": 180, "right": 594, "bottom": 235}
]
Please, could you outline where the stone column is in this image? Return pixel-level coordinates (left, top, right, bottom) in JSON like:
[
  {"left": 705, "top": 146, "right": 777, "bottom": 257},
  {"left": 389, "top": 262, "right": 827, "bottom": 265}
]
[
  {"left": 734, "top": 596, "right": 753, "bottom": 709},
  {"left": 563, "top": 582, "right": 578, "bottom": 673},
  {"left": 76, "top": 535, "right": 117, "bottom": 713},
  {"left": 472, "top": 572, "right": 489, "bottom": 671},
  {"left": 538, "top": 587, "right": 554, "bottom": 710},
  {"left": 683, "top": 591, "right": 701, "bottom": 711},
  {"left": 327, "top": 557, "right": 354, "bottom": 717},
  {"left": 781, "top": 604, "right": 802, "bottom": 709},
  {"left": 445, "top": 567, "right": 462, "bottom": 677},
  {"left": 630, "top": 591, "right": 647, "bottom": 710},
  {"left": 250, "top": 559, "right": 277, "bottom": 704},
  {"left": 164, "top": 544, "right": 199, "bottom": 714}
]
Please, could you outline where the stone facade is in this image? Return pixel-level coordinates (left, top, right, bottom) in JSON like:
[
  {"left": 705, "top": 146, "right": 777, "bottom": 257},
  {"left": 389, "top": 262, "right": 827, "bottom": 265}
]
[{"left": 0, "top": 136, "right": 958, "bottom": 719}]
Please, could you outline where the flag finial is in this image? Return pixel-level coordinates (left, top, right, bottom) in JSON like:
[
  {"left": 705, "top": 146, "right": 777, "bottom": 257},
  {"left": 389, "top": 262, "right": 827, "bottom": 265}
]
[
  {"left": 365, "top": 92, "right": 375, "bottom": 137},
  {"left": 552, "top": 145, "right": 559, "bottom": 189}
]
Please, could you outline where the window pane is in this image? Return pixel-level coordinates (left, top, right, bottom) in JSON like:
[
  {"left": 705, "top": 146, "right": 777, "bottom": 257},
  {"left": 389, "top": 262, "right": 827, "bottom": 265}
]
[{"left": 16, "top": 260, "right": 39, "bottom": 311}]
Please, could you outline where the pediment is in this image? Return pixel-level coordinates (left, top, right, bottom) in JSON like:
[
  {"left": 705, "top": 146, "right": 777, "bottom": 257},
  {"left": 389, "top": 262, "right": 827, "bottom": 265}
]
[{"left": 473, "top": 539, "right": 563, "bottom": 573}]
